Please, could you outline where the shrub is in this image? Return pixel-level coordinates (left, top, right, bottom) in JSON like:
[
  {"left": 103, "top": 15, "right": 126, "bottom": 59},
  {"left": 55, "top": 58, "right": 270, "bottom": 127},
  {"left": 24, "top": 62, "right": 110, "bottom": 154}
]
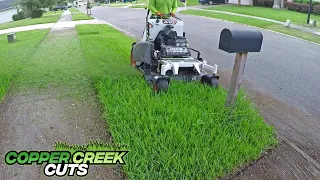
[
  {"left": 12, "top": 11, "right": 27, "bottom": 21},
  {"left": 285, "top": 2, "right": 310, "bottom": 13},
  {"left": 253, "top": 0, "right": 273, "bottom": 7},
  {"left": 17, "top": 11, "right": 27, "bottom": 19},
  {"left": 314, "top": 4, "right": 320, "bottom": 14},
  {"left": 293, "top": 0, "right": 320, "bottom": 5},
  {"left": 30, "top": 9, "right": 43, "bottom": 18},
  {"left": 12, "top": 14, "right": 19, "bottom": 21}
]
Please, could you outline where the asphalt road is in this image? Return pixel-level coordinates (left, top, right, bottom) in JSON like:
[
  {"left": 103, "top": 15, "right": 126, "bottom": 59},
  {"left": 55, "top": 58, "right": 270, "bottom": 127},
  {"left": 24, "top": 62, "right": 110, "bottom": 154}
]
[
  {"left": 0, "top": 8, "right": 16, "bottom": 24},
  {"left": 89, "top": 7, "right": 320, "bottom": 118}
]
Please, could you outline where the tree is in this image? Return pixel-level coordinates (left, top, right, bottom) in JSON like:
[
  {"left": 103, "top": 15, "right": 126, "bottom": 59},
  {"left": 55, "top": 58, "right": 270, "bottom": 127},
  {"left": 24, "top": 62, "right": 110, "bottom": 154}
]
[
  {"left": 17, "top": 0, "right": 57, "bottom": 17},
  {"left": 19, "top": 0, "right": 42, "bottom": 15},
  {"left": 237, "top": 0, "right": 241, "bottom": 5}
]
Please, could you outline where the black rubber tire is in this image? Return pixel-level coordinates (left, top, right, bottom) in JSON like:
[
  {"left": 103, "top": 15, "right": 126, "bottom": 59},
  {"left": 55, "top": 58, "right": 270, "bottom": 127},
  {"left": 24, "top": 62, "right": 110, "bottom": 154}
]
[
  {"left": 209, "top": 1, "right": 213, "bottom": 5},
  {"left": 200, "top": 75, "right": 210, "bottom": 84},
  {"left": 201, "top": 2, "right": 205, "bottom": 5},
  {"left": 208, "top": 77, "right": 219, "bottom": 88},
  {"left": 201, "top": 75, "right": 219, "bottom": 88},
  {"left": 154, "top": 79, "right": 169, "bottom": 93}
]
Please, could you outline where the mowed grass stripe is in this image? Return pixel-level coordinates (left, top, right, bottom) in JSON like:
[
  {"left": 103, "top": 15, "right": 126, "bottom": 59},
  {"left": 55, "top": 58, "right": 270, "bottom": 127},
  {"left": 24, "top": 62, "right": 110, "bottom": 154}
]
[
  {"left": 76, "top": 24, "right": 277, "bottom": 179},
  {"left": 0, "top": 29, "right": 49, "bottom": 100}
]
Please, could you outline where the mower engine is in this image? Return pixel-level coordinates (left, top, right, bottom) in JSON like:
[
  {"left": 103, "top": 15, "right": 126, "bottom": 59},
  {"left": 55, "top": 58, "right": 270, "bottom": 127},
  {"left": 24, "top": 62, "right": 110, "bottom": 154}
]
[
  {"left": 130, "top": 12, "right": 219, "bottom": 92},
  {"left": 153, "top": 25, "right": 191, "bottom": 59}
]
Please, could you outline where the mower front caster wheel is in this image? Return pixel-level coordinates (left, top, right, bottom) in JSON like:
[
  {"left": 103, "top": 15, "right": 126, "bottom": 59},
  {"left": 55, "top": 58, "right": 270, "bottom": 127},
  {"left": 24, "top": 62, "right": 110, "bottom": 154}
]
[
  {"left": 201, "top": 75, "right": 219, "bottom": 88},
  {"left": 153, "top": 79, "right": 169, "bottom": 93}
]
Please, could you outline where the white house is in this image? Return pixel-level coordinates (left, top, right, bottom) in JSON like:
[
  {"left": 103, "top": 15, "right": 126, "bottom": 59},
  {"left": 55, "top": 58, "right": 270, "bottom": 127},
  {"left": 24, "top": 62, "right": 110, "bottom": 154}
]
[{"left": 227, "top": 0, "right": 253, "bottom": 5}]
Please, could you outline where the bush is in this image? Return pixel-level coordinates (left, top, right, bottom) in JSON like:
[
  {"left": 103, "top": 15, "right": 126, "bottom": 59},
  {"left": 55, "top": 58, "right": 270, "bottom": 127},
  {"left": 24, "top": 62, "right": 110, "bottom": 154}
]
[
  {"left": 12, "top": 11, "right": 27, "bottom": 21},
  {"left": 285, "top": 2, "right": 310, "bottom": 13},
  {"left": 30, "top": 10, "right": 43, "bottom": 18},
  {"left": 314, "top": 4, "right": 320, "bottom": 14},
  {"left": 253, "top": 0, "right": 273, "bottom": 7},
  {"left": 293, "top": 0, "right": 320, "bottom": 5},
  {"left": 12, "top": 14, "right": 19, "bottom": 21},
  {"left": 17, "top": 11, "right": 27, "bottom": 19}
]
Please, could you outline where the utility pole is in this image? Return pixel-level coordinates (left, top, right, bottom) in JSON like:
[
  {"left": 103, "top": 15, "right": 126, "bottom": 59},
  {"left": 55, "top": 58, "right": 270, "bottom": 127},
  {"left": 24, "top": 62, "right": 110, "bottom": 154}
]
[{"left": 307, "top": 0, "right": 312, "bottom": 24}]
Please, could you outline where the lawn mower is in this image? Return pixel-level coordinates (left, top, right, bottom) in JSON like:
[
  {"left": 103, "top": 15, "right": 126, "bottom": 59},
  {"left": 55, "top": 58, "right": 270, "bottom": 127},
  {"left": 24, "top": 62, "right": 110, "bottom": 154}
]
[{"left": 130, "top": 10, "right": 219, "bottom": 92}]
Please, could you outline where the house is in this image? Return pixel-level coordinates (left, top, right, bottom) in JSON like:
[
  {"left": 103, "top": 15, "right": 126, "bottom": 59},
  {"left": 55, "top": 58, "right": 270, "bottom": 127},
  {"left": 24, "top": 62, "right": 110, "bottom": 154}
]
[
  {"left": 0, "top": 0, "right": 17, "bottom": 24},
  {"left": 227, "top": 0, "right": 287, "bottom": 8}
]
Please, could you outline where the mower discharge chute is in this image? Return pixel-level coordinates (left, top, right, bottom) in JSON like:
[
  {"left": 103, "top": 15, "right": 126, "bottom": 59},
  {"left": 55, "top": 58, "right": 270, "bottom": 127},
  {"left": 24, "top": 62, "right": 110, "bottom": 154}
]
[{"left": 130, "top": 10, "right": 219, "bottom": 92}]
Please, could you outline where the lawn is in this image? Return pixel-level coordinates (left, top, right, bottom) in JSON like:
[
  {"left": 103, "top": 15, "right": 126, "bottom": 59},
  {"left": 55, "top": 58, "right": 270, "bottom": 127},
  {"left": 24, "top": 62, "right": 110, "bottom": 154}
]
[
  {"left": 71, "top": 12, "right": 94, "bottom": 21},
  {"left": 206, "top": 5, "right": 320, "bottom": 24},
  {"left": 178, "top": 0, "right": 199, "bottom": 6},
  {"left": 129, "top": 4, "right": 148, "bottom": 8},
  {"left": 181, "top": 10, "right": 320, "bottom": 44},
  {"left": 0, "top": 24, "right": 277, "bottom": 179},
  {"left": 69, "top": 7, "right": 80, "bottom": 12},
  {"left": 44, "top": 10, "right": 64, "bottom": 15},
  {"left": 0, "top": 14, "right": 61, "bottom": 30},
  {"left": 0, "top": 29, "right": 49, "bottom": 101},
  {"left": 76, "top": 24, "right": 277, "bottom": 179}
]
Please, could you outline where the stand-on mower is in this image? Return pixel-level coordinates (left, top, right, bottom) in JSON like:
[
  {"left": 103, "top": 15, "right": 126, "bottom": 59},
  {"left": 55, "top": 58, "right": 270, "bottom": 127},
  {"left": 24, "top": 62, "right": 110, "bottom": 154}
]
[{"left": 130, "top": 10, "right": 219, "bottom": 92}]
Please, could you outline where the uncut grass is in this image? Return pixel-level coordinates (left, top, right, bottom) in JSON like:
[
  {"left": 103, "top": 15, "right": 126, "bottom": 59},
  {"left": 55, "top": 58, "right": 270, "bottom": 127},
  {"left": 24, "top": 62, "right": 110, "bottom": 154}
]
[
  {"left": 0, "top": 30, "right": 49, "bottom": 101},
  {"left": 76, "top": 24, "right": 277, "bottom": 179}
]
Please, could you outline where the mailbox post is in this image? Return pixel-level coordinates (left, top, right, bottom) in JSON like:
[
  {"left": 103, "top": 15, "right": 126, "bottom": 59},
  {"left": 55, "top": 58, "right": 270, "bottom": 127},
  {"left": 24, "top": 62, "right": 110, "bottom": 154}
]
[{"left": 218, "top": 28, "right": 263, "bottom": 107}]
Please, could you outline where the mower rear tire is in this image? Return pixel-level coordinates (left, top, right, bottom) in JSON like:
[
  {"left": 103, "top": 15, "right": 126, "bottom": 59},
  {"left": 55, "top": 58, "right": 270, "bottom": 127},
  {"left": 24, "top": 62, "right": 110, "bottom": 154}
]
[
  {"left": 208, "top": 77, "right": 219, "bottom": 88},
  {"left": 201, "top": 75, "right": 219, "bottom": 88},
  {"left": 154, "top": 79, "right": 169, "bottom": 93}
]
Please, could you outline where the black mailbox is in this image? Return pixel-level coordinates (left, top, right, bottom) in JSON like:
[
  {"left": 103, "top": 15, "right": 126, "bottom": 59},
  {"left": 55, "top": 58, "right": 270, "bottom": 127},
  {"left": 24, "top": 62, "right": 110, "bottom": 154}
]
[{"left": 219, "top": 29, "right": 263, "bottom": 53}]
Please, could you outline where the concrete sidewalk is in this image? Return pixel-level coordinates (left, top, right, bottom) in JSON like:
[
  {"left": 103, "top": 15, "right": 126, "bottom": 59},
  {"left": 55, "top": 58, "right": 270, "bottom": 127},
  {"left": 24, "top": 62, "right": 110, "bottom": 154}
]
[{"left": 0, "top": 10, "right": 104, "bottom": 35}]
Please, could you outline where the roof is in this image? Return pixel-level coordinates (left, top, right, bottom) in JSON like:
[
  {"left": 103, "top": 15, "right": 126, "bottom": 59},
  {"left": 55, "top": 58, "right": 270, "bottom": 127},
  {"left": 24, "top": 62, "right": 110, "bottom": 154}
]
[{"left": 0, "top": 0, "right": 15, "bottom": 10}]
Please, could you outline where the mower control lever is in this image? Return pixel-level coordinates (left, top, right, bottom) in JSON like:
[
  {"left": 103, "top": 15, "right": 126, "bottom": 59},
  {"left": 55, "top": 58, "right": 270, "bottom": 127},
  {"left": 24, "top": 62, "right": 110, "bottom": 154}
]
[
  {"left": 189, "top": 48, "right": 203, "bottom": 61},
  {"left": 155, "top": 14, "right": 181, "bottom": 21}
]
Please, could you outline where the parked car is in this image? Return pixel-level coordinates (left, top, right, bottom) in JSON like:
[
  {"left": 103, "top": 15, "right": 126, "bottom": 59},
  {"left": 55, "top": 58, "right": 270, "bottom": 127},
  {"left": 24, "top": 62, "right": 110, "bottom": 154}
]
[
  {"left": 199, "top": 0, "right": 226, "bottom": 5},
  {"left": 53, "top": 6, "right": 65, "bottom": 11}
]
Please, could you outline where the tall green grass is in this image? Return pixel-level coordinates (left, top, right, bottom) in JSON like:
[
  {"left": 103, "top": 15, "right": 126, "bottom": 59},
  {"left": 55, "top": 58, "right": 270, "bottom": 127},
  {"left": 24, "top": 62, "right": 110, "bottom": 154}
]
[{"left": 76, "top": 24, "right": 277, "bottom": 179}]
